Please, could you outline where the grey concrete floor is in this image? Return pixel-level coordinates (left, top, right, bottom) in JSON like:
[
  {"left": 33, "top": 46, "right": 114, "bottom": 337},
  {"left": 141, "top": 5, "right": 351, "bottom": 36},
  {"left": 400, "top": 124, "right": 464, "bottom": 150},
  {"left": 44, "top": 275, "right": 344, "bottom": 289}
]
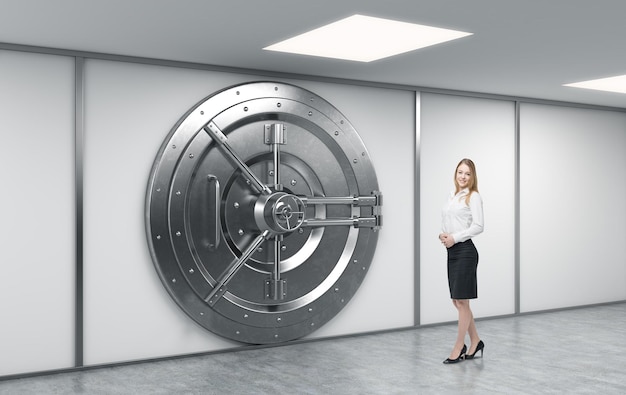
[{"left": 1, "top": 303, "right": 625, "bottom": 394}]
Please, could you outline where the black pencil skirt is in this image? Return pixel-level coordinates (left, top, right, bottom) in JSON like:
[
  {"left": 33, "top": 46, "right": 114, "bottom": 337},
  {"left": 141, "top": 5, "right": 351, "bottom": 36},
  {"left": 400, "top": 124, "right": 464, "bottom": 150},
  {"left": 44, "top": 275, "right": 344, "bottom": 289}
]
[{"left": 447, "top": 239, "right": 479, "bottom": 299}]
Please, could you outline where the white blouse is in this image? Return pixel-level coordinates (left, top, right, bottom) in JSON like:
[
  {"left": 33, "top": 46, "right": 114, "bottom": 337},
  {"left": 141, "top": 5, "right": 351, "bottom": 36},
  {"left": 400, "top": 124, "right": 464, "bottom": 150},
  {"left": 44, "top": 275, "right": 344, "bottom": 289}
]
[{"left": 441, "top": 188, "right": 484, "bottom": 244}]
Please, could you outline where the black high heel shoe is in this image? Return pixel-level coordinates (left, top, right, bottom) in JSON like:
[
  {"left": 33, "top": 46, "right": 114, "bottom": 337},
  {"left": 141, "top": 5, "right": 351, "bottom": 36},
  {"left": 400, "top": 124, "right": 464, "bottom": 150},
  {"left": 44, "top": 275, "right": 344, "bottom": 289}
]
[
  {"left": 443, "top": 344, "right": 467, "bottom": 364},
  {"left": 465, "top": 340, "right": 484, "bottom": 359}
]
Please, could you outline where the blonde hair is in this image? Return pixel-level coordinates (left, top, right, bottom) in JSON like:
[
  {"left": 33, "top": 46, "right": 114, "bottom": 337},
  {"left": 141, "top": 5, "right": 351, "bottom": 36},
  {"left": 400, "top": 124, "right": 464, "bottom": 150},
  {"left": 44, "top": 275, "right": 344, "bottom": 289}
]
[{"left": 454, "top": 158, "right": 479, "bottom": 205}]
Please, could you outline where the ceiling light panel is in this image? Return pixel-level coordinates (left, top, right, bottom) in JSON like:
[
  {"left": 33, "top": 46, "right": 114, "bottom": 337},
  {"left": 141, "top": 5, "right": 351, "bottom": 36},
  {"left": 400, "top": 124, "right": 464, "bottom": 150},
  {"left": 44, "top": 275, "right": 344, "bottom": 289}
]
[
  {"left": 564, "top": 75, "right": 626, "bottom": 94},
  {"left": 264, "top": 14, "right": 473, "bottom": 62}
]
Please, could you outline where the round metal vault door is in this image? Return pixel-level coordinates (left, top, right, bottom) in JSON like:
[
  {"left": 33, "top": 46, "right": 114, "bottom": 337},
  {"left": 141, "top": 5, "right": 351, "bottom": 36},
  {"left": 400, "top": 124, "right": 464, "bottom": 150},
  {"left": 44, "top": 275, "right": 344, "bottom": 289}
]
[{"left": 146, "top": 81, "right": 382, "bottom": 344}]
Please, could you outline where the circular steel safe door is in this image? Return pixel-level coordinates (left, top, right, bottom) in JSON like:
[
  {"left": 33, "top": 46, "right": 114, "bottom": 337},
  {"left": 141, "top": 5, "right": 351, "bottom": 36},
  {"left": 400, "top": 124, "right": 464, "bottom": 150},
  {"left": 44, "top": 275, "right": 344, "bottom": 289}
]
[{"left": 146, "top": 81, "right": 382, "bottom": 344}]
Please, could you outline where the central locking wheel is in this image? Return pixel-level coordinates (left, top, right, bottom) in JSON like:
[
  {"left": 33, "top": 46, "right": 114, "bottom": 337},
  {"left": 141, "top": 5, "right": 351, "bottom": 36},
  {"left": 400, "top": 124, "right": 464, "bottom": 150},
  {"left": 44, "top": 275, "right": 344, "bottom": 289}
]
[
  {"left": 254, "top": 192, "right": 305, "bottom": 234},
  {"left": 146, "top": 81, "right": 382, "bottom": 344}
]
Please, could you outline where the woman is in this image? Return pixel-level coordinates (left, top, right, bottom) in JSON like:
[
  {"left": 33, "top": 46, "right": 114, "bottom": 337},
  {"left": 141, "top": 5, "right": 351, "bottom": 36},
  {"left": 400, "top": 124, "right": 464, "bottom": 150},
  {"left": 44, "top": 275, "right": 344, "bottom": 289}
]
[{"left": 439, "top": 158, "right": 485, "bottom": 364}]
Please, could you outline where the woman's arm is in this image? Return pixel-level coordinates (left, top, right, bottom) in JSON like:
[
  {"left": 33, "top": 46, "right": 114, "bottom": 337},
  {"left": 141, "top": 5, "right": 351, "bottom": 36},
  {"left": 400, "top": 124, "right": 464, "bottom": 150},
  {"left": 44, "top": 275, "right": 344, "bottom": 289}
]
[{"left": 451, "top": 192, "right": 484, "bottom": 243}]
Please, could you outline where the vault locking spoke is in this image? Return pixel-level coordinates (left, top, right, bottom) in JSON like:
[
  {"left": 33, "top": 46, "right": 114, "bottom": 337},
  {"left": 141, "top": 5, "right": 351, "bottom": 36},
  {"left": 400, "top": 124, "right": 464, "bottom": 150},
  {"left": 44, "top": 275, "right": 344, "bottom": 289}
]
[
  {"left": 204, "top": 121, "right": 271, "bottom": 195},
  {"left": 205, "top": 230, "right": 271, "bottom": 306},
  {"left": 265, "top": 234, "right": 286, "bottom": 301},
  {"left": 300, "top": 192, "right": 383, "bottom": 229},
  {"left": 265, "top": 123, "right": 285, "bottom": 192}
]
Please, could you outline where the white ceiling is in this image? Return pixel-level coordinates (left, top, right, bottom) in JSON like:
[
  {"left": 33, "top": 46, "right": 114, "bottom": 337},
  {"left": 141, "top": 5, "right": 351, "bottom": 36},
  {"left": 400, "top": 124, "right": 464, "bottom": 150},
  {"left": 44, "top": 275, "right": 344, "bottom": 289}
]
[{"left": 2, "top": 0, "right": 626, "bottom": 109}]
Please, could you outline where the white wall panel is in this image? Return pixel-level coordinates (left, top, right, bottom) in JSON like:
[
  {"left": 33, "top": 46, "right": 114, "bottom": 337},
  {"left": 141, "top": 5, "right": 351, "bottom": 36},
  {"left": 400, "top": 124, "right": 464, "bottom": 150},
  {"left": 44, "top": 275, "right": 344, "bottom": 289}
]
[
  {"left": 420, "top": 93, "right": 516, "bottom": 325},
  {"left": 83, "top": 60, "right": 415, "bottom": 365},
  {"left": 520, "top": 104, "right": 626, "bottom": 312},
  {"left": 0, "top": 50, "right": 75, "bottom": 376}
]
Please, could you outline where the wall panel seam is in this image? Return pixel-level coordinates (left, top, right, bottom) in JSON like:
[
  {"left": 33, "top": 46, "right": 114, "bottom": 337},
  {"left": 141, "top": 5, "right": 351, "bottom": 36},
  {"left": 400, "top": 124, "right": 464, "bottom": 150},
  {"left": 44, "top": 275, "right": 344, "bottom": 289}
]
[
  {"left": 414, "top": 92, "right": 421, "bottom": 326},
  {"left": 515, "top": 101, "right": 521, "bottom": 314},
  {"left": 75, "top": 56, "right": 85, "bottom": 367}
]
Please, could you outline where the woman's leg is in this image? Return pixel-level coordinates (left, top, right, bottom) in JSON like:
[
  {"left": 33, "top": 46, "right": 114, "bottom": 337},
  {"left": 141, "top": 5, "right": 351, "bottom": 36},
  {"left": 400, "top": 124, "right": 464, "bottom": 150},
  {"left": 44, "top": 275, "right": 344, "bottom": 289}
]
[
  {"left": 449, "top": 299, "right": 473, "bottom": 358},
  {"left": 467, "top": 306, "right": 481, "bottom": 354}
]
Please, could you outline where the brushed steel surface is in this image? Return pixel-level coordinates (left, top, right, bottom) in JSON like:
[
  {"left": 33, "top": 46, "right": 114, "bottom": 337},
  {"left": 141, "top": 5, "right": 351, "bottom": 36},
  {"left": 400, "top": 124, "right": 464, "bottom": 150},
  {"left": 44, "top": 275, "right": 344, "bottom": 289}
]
[{"left": 146, "top": 81, "right": 382, "bottom": 344}]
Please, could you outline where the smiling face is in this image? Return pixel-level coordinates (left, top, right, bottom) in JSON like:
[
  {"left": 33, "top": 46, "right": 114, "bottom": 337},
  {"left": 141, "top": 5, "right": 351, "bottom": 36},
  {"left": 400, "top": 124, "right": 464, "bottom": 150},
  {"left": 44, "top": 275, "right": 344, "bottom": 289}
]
[{"left": 455, "top": 163, "right": 473, "bottom": 190}]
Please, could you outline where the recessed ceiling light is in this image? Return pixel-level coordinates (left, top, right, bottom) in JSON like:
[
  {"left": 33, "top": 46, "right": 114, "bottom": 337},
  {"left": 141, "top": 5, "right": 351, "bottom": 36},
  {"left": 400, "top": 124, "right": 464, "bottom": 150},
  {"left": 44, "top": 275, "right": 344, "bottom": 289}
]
[
  {"left": 263, "top": 14, "right": 472, "bottom": 62},
  {"left": 564, "top": 75, "right": 626, "bottom": 94}
]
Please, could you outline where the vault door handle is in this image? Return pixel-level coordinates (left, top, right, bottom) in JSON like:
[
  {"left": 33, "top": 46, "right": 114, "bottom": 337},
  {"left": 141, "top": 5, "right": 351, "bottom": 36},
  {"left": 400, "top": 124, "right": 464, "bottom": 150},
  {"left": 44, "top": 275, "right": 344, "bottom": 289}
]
[{"left": 205, "top": 175, "right": 221, "bottom": 250}]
